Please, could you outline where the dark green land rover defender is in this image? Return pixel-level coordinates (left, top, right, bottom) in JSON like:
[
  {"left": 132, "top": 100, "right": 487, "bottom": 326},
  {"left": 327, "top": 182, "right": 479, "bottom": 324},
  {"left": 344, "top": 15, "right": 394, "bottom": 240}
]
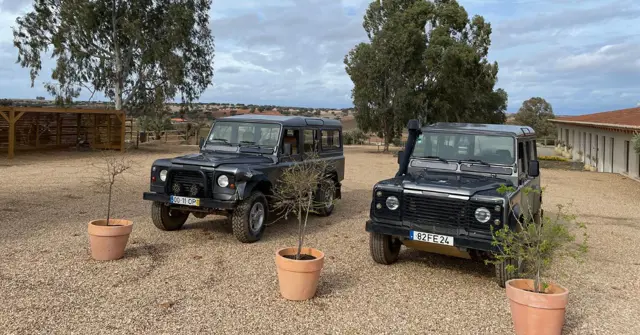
[{"left": 366, "top": 120, "right": 542, "bottom": 287}]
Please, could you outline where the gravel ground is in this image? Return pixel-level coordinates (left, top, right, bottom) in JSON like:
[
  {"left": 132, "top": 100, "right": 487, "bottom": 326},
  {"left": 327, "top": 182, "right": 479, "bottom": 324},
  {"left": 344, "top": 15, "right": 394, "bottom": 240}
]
[{"left": 1, "top": 144, "right": 639, "bottom": 334}]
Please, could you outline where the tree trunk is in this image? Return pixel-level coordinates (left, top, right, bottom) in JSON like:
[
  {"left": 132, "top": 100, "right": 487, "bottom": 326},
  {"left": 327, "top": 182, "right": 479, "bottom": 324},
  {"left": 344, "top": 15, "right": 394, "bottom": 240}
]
[{"left": 112, "top": 0, "right": 123, "bottom": 111}]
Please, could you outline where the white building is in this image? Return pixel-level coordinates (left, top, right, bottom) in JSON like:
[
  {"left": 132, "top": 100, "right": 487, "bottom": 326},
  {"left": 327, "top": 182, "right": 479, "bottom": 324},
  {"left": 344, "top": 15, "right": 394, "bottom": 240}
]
[{"left": 549, "top": 107, "right": 640, "bottom": 180}]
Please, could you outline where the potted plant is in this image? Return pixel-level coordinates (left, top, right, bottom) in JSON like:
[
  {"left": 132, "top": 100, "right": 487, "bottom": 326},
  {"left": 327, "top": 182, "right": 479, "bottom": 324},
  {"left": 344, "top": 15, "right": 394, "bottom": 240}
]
[
  {"left": 270, "top": 152, "right": 336, "bottom": 301},
  {"left": 87, "top": 152, "right": 135, "bottom": 261},
  {"left": 488, "top": 185, "right": 588, "bottom": 335}
]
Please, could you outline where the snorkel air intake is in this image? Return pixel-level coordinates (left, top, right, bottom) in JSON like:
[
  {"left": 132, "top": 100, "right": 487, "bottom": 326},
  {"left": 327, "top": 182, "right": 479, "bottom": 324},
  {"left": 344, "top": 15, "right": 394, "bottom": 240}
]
[{"left": 396, "top": 119, "right": 421, "bottom": 177}]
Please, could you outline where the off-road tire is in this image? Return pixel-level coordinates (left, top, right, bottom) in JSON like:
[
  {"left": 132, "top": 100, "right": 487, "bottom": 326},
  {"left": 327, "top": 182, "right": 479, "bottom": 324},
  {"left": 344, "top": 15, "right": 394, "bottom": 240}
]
[
  {"left": 495, "top": 258, "right": 521, "bottom": 288},
  {"left": 151, "top": 201, "right": 189, "bottom": 231},
  {"left": 370, "top": 232, "right": 401, "bottom": 265},
  {"left": 231, "top": 191, "right": 267, "bottom": 243},
  {"left": 314, "top": 179, "right": 336, "bottom": 217}
]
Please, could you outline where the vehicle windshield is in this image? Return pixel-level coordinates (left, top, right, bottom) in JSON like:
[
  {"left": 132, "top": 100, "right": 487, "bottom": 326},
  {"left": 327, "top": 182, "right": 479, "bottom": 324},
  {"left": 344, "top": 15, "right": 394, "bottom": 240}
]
[
  {"left": 206, "top": 121, "right": 281, "bottom": 148},
  {"left": 411, "top": 132, "right": 515, "bottom": 165}
]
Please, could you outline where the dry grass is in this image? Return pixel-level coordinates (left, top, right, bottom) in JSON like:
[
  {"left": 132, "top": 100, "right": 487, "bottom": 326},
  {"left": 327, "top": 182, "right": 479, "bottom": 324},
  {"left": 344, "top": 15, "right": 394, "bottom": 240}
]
[{"left": 1, "top": 145, "right": 639, "bottom": 334}]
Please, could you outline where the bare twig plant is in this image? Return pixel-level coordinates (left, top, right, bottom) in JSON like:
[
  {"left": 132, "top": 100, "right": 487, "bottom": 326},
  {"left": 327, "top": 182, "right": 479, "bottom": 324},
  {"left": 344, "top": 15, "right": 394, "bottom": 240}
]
[
  {"left": 487, "top": 185, "right": 589, "bottom": 293},
  {"left": 91, "top": 151, "right": 135, "bottom": 225},
  {"left": 269, "top": 152, "right": 335, "bottom": 260}
]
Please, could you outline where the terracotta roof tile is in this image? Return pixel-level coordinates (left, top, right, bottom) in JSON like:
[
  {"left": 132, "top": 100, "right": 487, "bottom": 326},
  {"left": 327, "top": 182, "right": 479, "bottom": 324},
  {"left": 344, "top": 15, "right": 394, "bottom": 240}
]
[{"left": 553, "top": 107, "right": 640, "bottom": 127}]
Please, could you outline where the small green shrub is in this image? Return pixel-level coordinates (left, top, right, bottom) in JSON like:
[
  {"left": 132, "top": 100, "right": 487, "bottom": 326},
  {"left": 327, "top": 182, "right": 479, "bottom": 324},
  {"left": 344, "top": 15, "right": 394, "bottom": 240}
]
[
  {"left": 343, "top": 129, "right": 367, "bottom": 145},
  {"left": 487, "top": 186, "right": 588, "bottom": 293},
  {"left": 539, "top": 155, "right": 568, "bottom": 162}
]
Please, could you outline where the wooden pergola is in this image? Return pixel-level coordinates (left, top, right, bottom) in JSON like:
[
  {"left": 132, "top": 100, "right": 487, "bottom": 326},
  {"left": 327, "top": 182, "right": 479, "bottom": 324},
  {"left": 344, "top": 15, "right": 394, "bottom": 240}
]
[{"left": 0, "top": 106, "right": 126, "bottom": 159}]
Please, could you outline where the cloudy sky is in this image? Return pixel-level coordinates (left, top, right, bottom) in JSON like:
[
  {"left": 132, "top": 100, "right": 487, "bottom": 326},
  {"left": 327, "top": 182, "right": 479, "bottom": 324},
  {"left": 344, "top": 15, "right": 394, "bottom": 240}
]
[{"left": 0, "top": 0, "right": 639, "bottom": 115}]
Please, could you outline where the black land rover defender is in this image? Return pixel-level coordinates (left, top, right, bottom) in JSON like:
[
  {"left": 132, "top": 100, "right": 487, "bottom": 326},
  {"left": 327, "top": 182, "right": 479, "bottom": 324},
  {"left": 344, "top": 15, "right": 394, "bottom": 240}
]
[
  {"left": 143, "top": 115, "right": 344, "bottom": 243},
  {"left": 366, "top": 120, "right": 542, "bottom": 287}
]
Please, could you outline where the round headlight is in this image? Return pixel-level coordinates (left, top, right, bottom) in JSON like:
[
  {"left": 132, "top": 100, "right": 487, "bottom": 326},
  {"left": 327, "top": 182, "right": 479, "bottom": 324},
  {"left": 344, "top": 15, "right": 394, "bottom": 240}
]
[
  {"left": 475, "top": 207, "right": 491, "bottom": 223},
  {"left": 159, "top": 170, "right": 167, "bottom": 182},
  {"left": 217, "top": 175, "right": 229, "bottom": 187},
  {"left": 386, "top": 196, "right": 399, "bottom": 210}
]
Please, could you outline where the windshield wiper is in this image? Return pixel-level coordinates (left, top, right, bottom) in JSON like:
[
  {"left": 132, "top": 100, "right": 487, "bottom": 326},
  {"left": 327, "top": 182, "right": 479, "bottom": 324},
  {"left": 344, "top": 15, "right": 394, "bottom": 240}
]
[
  {"left": 459, "top": 159, "right": 490, "bottom": 166},
  {"left": 208, "top": 138, "right": 232, "bottom": 146},
  {"left": 421, "top": 155, "right": 450, "bottom": 164}
]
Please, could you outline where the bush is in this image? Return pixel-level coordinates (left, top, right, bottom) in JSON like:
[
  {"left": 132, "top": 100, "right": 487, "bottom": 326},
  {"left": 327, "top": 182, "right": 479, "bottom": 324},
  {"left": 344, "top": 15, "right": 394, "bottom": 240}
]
[
  {"left": 633, "top": 132, "right": 640, "bottom": 154},
  {"left": 487, "top": 186, "right": 588, "bottom": 293},
  {"left": 343, "top": 129, "right": 367, "bottom": 145},
  {"left": 538, "top": 155, "right": 568, "bottom": 162}
]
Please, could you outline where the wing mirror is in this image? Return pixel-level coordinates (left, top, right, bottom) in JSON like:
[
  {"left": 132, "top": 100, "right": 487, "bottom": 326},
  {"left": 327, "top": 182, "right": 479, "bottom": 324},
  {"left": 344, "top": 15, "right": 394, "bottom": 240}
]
[{"left": 528, "top": 160, "right": 540, "bottom": 177}]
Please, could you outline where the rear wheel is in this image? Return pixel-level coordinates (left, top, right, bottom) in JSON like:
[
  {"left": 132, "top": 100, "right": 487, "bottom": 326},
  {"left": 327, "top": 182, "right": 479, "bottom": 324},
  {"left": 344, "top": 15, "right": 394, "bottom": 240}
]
[
  {"left": 151, "top": 201, "right": 189, "bottom": 231},
  {"left": 370, "top": 232, "right": 402, "bottom": 265},
  {"left": 231, "top": 191, "right": 268, "bottom": 243},
  {"left": 314, "top": 179, "right": 336, "bottom": 217}
]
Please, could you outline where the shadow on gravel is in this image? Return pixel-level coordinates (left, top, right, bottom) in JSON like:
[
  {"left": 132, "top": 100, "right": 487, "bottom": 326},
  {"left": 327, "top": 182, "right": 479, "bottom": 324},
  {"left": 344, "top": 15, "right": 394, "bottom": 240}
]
[
  {"left": 315, "top": 270, "right": 354, "bottom": 297},
  {"left": 399, "top": 248, "right": 494, "bottom": 280}
]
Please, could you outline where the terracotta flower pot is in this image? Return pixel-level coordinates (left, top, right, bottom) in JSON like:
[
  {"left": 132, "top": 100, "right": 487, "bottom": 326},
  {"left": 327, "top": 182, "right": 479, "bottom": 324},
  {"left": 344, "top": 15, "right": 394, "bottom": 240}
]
[
  {"left": 275, "top": 247, "right": 325, "bottom": 301},
  {"left": 87, "top": 219, "right": 133, "bottom": 261},
  {"left": 506, "top": 279, "right": 569, "bottom": 335}
]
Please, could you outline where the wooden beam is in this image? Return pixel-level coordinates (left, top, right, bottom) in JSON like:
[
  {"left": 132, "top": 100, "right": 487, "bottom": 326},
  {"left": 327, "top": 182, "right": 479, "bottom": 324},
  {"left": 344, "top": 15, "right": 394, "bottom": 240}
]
[
  {"left": 0, "top": 111, "right": 8, "bottom": 123},
  {"left": 93, "top": 114, "right": 98, "bottom": 147},
  {"left": 15, "top": 111, "right": 26, "bottom": 122},
  {"left": 76, "top": 114, "right": 81, "bottom": 145},
  {"left": 8, "top": 110, "right": 15, "bottom": 159},
  {"left": 12, "top": 106, "right": 122, "bottom": 115}
]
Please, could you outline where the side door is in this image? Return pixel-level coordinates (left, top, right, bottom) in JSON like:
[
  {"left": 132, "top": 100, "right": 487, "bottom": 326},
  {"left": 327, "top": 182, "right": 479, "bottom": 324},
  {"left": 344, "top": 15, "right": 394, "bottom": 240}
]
[{"left": 526, "top": 139, "right": 541, "bottom": 216}]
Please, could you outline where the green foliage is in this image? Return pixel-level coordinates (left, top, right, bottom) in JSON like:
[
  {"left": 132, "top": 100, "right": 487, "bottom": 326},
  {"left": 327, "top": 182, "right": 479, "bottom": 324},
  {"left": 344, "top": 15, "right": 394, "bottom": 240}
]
[
  {"left": 343, "top": 129, "right": 368, "bottom": 145},
  {"left": 269, "top": 153, "right": 335, "bottom": 260},
  {"left": 488, "top": 185, "right": 588, "bottom": 293},
  {"left": 13, "top": 0, "right": 215, "bottom": 112},
  {"left": 344, "top": 0, "right": 507, "bottom": 152},
  {"left": 538, "top": 155, "right": 568, "bottom": 162},
  {"left": 514, "top": 97, "right": 556, "bottom": 137},
  {"left": 633, "top": 132, "right": 640, "bottom": 154}
]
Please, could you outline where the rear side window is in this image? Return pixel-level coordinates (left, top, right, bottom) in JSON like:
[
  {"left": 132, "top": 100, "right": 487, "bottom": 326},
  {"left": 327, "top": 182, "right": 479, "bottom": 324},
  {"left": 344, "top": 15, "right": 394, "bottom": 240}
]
[
  {"left": 321, "top": 129, "right": 341, "bottom": 150},
  {"left": 303, "top": 129, "right": 318, "bottom": 153}
]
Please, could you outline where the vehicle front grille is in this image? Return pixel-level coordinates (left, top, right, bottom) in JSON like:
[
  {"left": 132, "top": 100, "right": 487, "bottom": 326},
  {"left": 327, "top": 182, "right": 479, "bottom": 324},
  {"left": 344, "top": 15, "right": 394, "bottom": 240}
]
[
  {"left": 403, "top": 194, "right": 501, "bottom": 231},
  {"left": 168, "top": 170, "right": 208, "bottom": 198},
  {"left": 403, "top": 194, "right": 468, "bottom": 228}
]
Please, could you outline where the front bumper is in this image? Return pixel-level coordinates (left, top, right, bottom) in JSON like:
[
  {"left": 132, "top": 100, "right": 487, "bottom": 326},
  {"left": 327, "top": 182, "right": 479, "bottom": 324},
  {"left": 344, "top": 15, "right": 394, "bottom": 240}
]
[
  {"left": 143, "top": 192, "right": 236, "bottom": 210},
  {"left": 365, "top": 219, "right": 494, "bottom": 252}
]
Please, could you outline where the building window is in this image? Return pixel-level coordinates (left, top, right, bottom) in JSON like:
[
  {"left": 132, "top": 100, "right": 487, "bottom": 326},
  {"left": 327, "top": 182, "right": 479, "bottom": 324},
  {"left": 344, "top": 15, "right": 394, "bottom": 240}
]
[{"left": 624, "top": 140, "right": 630, "bottom": 173}]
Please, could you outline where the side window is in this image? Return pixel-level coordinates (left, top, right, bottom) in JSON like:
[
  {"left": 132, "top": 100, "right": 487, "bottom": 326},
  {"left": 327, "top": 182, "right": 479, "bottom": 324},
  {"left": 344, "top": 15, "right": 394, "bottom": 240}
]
[
  {"left": 517, "top": 141, "right": 527, "bottom": 175},
  {"left": 303, "top": 129, "right": 318, "bottom": 153},
  {"left": 525, "top": 140, "right": 533, "bottom": 162},
  {"left": 280, "top": 128, "right": 300, "bottom": 155},
  {"left": 321, "top": 129, "right": 341, "bottom": 150}
]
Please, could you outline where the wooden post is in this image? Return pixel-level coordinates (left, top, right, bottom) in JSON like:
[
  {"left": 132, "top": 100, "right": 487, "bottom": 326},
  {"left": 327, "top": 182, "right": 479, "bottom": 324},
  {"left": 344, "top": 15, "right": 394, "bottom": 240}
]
[
  {"left": 93, "top": 114, "right": 98, "bottom": 147},
  {"left": 76, "top": 114, "right": 81, "bottom": 145},
  {"left": 6, "top": 110, "right": 26, "bottom": 159},
  {"left": 35, "top": 113, "right": 40, "bottom": 148},
  {"left": 107, "top": 114, "right": 112, "bottom": 146},
  {"left": 56, "top": 114, "right": 62, "bottom": 146},
  {"left": 119, "top": 113, "right": 126, "bottom": 152}
]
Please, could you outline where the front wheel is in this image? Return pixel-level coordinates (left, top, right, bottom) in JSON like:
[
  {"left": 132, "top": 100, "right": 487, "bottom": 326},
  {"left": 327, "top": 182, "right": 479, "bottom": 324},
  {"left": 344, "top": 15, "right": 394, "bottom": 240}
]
[
  {"left": 369, "top": 232, "right": 402, "bottom": 265},
  {"left": 231, "top": 191, "right": 268, "bottom": 243},
  {"left": 151, "top": 202, "right": 189, "bottom": 231},
  {"left": 495, "top": 258, "right": 522, "bottom": 288}
]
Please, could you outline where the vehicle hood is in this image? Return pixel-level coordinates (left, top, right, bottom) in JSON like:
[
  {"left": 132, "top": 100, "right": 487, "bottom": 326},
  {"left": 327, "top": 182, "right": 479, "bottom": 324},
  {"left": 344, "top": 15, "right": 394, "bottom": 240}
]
[
  {"left": 170, "top": 152, "right": 272, "bottom": 167},
  {"left": 402, "top": 171, "right": 511, "bottom": 197}
]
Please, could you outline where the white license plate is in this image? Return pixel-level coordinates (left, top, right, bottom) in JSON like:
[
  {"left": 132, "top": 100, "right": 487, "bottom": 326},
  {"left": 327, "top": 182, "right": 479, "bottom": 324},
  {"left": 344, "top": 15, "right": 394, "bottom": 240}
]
[
  {"left": 410, "top": 230, "right": 454, "bottom": 246},
  {"left": 170, "top": 195, "right": 200, "bottom": 206}
]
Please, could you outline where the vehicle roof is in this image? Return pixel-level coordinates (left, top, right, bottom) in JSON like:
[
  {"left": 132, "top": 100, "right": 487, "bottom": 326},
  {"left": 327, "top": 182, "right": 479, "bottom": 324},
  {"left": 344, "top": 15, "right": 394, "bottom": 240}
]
[
  {"left": 424, "top": 122, "right": 536, "bottom": 137},
  {"left": 217, "top": 114, "right": 342, "bottom": 128}
]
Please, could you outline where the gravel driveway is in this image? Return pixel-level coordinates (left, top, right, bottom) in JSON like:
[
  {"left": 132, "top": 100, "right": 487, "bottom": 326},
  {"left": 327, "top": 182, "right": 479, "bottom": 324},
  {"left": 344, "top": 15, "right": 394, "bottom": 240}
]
[{"left": 1, "top": 145, "right": 639, "bottom": 334}]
